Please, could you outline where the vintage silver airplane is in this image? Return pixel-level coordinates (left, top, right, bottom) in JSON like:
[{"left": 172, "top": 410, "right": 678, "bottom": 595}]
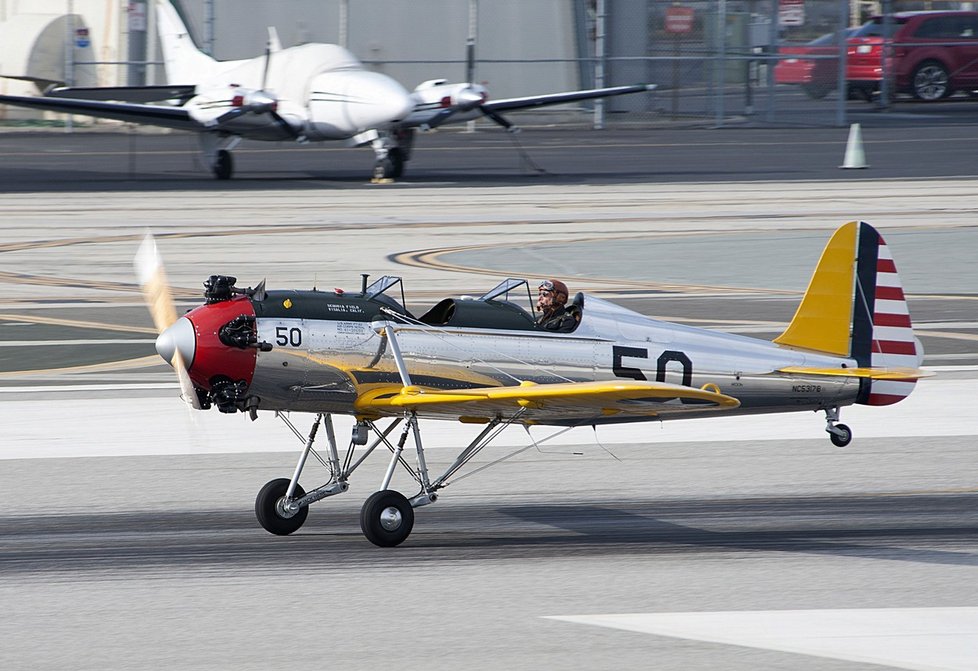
[
  {"left": 0, "top": 0, "right": 654, "bottom": 180},
  {"left": 137, "top": 220, "right": 928, "bottom": 546}
]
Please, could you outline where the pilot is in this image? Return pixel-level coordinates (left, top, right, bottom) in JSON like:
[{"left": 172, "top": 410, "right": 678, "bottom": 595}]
[{"left": 536, "top": 279, "right": 577, "bottom": 332}]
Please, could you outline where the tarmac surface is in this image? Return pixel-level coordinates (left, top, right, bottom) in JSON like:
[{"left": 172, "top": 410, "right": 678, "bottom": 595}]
[{"left": 0, "top": 127, "right": 977, "bottom": 670}]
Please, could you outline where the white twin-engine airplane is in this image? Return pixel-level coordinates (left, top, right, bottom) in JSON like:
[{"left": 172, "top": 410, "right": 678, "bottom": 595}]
[
  {"left": 0, "top": 0, "right": 655, "bottom": 180},
  {"left": 138, "top": 221, "right": 929, "bottom": 547}
]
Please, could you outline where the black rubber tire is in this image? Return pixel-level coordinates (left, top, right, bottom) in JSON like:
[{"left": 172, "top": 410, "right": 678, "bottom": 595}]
[
  {"left": 213, "top": 149, "right": 233, "bottom": 180},
  {"left": 912, "top": 61, "right": 951, "bottom": 101},
  {"left": 374, "top": 149, "right": 405, "bottom": 180},
  {"left": 360, "top": 489, "right": 414, "bottom": 547},
  {"left": 829, "top": 423, "right": 852, "bottom": 448},
  {"left": 255, "top": 478, "right": 308, "bottom": 536},
  {"left": 387, "top": 148, "right": 405, "bottom": 178},
  {"left": 802, "top": 83, "right": 830, "bottom": 100}
]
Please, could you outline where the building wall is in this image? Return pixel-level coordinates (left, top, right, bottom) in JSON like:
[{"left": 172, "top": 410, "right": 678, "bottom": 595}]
[
  {"left": 0, "top": 0, "right": 607, "bottom": 123},
  {"left": 172, "top": 0, "right": 579, "bottom": 99},
  {"left": 0, "top": 0, "right": 125, "bottom": 119}
]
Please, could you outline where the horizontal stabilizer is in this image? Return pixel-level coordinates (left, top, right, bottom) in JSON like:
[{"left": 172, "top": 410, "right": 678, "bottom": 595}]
[
  {"left": 0, "top": 74, "right": 64, "bottom": 93},
  {"left": 0, "top": 94, "right": 197, "bottom": 131},
  {"left": 355, "top": 379, "right": 739, "bottom": 423},
  {"left": 46, "top": 85, "right": 196, "bottom": 104},
  {"left": 778, "top": 366, "right": 933, "bottom": 381}
]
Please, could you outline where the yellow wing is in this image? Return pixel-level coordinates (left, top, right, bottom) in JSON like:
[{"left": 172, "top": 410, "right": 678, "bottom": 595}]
[{"left": 355, "top": 379, "right": 740, "bottom": 424}]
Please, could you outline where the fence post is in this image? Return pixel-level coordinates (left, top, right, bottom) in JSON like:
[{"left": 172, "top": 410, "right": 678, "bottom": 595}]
[
  {"left": 593, "top": 0, "right": 606, "bottom": 130},
  {"left": 713, "top": 0, "right": 726, "bottom": 127},
  {"left": 64, "top": 0, "right": 74, "bottom": 132},
  {"left": 835, "top": 0, "right": 847, "bottom": 126},
  {"left": 879, "top": 0, "right": 892, "bottom": 109},
  {"left": 204, "top": 0, "right": 215, "bottom": 56},
  {"left": 765, "top": 0, "right": 778, "bottom": 122}
]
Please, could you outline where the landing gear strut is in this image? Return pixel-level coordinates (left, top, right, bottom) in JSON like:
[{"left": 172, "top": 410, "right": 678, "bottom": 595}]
[
  {"left": 370, "top": 129, "right": 414, "bottom": 181},
  {"left": 253, "top": 406, "right": 525, "bottom": 546},
  {"left": 823, "top": 406, "right": 852, "bottom": 447},
  {"left": 199, "top": 133, "right": 241, "bottom": 180}
]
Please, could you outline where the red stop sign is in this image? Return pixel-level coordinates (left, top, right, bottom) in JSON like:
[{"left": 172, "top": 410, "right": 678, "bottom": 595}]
[{"left": 665, "top": 7, "right": 695, "bottom": 34}]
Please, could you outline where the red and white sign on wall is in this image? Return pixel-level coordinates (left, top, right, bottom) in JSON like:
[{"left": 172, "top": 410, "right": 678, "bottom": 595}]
[
  {"left": 665, "top": 6, "right": 695, "bottom": 35},
  {"left": 778, "top": 0, "right": 805, "bottom": 27}
]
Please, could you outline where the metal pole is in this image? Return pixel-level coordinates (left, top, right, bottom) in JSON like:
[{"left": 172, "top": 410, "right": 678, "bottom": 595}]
[
  {"left": 764, "top": 0, "right": 778, "bottom": 122},
  {"left": 714, "top": 0, "right": 727, "bottom": 128},
  {"left": 879, "top": 0, "right": 892, "bottom": 109},
  {"left": 466, "top": 0, "right": 477, "bottom": 133},
  {"left": 146, "top": 0, "right": 157, "bottom": 85},
  {"left": 205, "top": 0, "right": 215, "bottom": 56},
  {"left": 64, "top": 0, "right": 74, "bottom": 132},
  {"left": 339, "top": 0, "right": 348, "bottom": 48},
  {"left": 127, "top": 1, "right": 147, "bottom": 86},
  {"left": 593, "top": 0, "right": 606, "bottom": 129},
  {"left": 835, "top": 0, "right": 847, "bottom": 126}
]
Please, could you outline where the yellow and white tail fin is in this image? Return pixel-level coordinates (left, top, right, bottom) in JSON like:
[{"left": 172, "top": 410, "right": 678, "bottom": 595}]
[
  {"left": 774, "top": 221, "right": 923, "bottom": 406},
  {"left": 156, "top": 0, "right": 219, "bottom": 84}
]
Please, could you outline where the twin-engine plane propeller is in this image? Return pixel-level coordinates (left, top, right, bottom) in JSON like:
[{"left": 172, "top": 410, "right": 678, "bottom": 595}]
[{"left": 137, "top": 222, "right": 929, "bottom": 547}]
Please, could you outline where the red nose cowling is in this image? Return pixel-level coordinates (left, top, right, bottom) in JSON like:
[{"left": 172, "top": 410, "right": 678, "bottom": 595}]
[{"left": 183, "top": 296, "right": 257, "bottom": 392}]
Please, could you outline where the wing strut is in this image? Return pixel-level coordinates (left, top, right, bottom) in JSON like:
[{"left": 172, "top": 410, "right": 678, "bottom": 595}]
[{"left": 374, "top": 321, "right": 413, "bottom": 387}]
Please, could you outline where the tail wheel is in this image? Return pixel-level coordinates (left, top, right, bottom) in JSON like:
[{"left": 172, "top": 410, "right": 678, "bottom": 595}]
[
  {"left": 213, "top": 149, "right": 233, "bottom": 179},
  {"left": 255, "top": 478, "right": 309, "bottom": 535},
  {"left": 829, "top": 423, "right": 852, "bottom": 448},
  {"left": 912, "top": 61, "right": 951, "bottom": 101},
  {"left": 360, "top": 489, "right": 414, "bottom": 547}
]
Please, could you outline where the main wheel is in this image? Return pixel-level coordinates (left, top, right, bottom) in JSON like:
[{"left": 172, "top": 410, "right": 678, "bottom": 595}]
[
  {"left": 373, "top": 149, "right": 405, "bottom": 180},
  {"left": 387, "top": 148, "right": 405, "bottom": 178},
  {"left": 213, "top": 149, "right": 233, "bottom": 180},
  {"left": 912, "top": 61, "right": 951, "bottom": 101},
  {"left": 255, "top": 478, "right": 309, "bottom": 536},
  {"left": 829, "top": 423, "right": 852, "bottom": 448},
  {"left": 360, "top": 489, "right": 414, "bottom": 547},
  {"left": 802, "top": 83, "right": 830, "bottom": 100}
]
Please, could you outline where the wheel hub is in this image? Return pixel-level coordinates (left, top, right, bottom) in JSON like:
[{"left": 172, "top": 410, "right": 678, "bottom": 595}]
[
  {"left": 379, "top": 506, "right": 403, "bottom": 531},
  {"left": 275, "top": 496, "right": 299, "bottom": 519}
]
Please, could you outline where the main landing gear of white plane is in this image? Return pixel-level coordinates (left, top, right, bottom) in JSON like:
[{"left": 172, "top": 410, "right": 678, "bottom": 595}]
[
  {"left": 823, "top": 406, "right": 852, "bottom": 447},
  {"left": 254, "top": 409, "right": 518, "bottom": 546},
  {"left": 371, "top": 129, "right": 414, "bottom": 181},
  {"left": 200, "top": 134, "right": 241, "bottom": 180},
  {"left": 213, "top": 150, "right": 233, "bottom": 180}
]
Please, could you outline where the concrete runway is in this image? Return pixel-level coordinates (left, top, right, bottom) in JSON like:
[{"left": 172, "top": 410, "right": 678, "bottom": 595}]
[{"left": 1, "top": 130, "right": 977, "bottom": 670}]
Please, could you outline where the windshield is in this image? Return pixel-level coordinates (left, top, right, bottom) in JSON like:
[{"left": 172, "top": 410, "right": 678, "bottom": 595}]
[
  {"left": 478, "top": 278, "right": 537, "bottom": 317},
  {"left": 809, "top": 28, "right": 856, "bottom": 46},
  {"left": 853, "top": 17, "right": 907, "bottom": 38}
]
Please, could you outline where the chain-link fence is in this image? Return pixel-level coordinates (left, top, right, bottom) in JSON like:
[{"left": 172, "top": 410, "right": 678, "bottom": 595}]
[{"left": 4, "top": 0, "right": 978, "bottom": 128}]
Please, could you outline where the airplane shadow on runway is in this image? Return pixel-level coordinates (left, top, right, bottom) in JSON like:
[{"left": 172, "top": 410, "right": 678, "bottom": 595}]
[
  {"left": 498, "top": 495, "right": 978, "bottom": 567},
  {"left": 1, "top": 493, "right": 974, "bottom": 575}
]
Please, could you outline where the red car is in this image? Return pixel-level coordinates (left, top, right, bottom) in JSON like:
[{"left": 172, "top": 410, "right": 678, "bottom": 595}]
[
  {"left": 777, "top": 11, "right": 978, "bottom": 101},
  {"left": 775, "top": 29, "right": 854, "bottom": 99}
]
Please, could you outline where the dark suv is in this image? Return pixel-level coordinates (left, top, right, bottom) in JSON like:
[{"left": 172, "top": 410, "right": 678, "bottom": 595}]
[{"left": 848, "top": 11, "right": 978, "bottom": 100}]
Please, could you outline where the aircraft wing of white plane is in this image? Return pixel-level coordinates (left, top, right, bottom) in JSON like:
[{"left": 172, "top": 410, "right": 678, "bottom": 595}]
[{"left": 0, "top": 0, "right": 656, "bottom": 181}]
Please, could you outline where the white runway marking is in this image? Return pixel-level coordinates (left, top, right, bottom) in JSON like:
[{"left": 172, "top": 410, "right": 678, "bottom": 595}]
[{"left": 547, "top": 607, "right": 978, "bottom": 671}]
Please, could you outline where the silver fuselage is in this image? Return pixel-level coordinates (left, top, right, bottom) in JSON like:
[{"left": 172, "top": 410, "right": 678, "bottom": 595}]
[{"left": 248, "top": 295, "right": 860, "bottom": 423}]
